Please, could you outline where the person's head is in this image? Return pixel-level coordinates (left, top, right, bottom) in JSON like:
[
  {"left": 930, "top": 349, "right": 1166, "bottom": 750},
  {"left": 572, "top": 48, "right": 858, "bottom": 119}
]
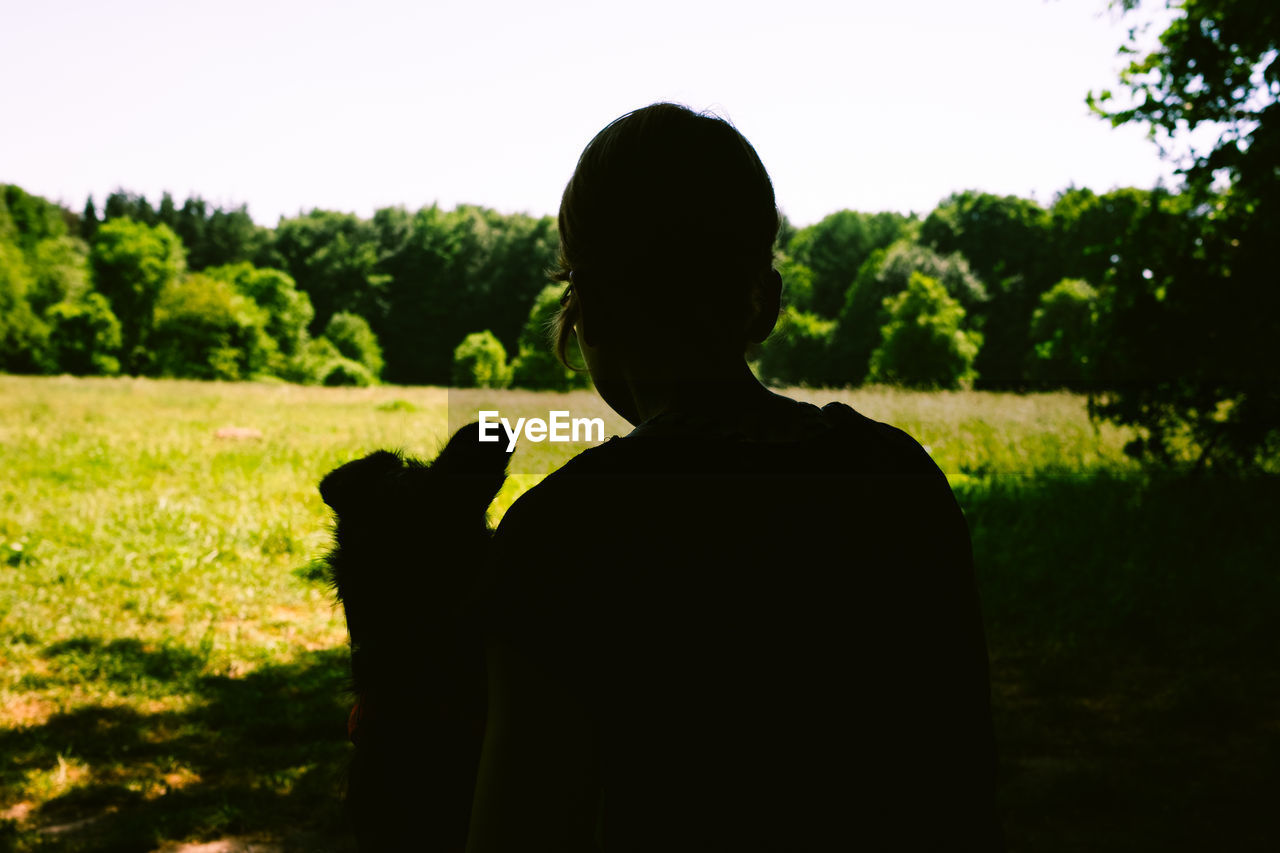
[{"left": 552, "top": 103, "right": 782, "bottom": 380}]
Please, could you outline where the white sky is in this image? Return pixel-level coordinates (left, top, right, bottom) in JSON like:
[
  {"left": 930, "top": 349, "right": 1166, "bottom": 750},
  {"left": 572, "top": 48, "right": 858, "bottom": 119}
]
[{"left": 1, "top": 0, "right": 1180, "bottom": 227}]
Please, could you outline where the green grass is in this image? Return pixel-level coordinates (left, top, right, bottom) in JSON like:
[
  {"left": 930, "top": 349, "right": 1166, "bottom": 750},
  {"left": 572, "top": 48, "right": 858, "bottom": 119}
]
[{"left": 1, "top": 375, "right": 1276, "bottom": 851}]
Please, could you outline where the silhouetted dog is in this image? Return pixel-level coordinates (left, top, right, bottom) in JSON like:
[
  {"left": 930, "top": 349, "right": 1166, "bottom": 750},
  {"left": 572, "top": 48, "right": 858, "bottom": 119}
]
[{"left": 318, "top": 422, "right": 509, "bottom": 852}]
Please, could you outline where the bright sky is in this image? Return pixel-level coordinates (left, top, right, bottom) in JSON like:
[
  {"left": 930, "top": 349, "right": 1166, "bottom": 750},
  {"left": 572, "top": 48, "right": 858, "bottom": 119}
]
[{"left": 2, "top": 0, "right": 1179, "bottom": 227}]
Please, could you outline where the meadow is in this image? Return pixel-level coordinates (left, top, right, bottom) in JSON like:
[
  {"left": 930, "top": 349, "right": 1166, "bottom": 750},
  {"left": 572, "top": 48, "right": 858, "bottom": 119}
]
[{"left": 1, "top": 375, "right": 1276, "bottom": 851}]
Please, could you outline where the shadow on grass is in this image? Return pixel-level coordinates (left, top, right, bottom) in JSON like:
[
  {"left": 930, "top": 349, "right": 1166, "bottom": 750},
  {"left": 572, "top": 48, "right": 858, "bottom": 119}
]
[
  {"left": 1, "top": 645, "right": 357, "bottom": 852},
  {"left": 4, "top": 470, "right": 1277, "bottom": 852},
  {"left": 958, "top": 470, "right": 1280, "bottom": 851}
]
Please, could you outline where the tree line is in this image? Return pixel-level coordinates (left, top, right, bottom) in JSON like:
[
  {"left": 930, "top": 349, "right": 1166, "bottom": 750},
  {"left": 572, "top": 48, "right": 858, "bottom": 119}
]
[
  {"left": 0, "top": 187, "right": 587, "bottom": 390},
  {"left": 0, "top": 168, "right": 1271, "bottom": 470},
  {"left": 2, "top": 0, "right": 1277, "bottom": 472},
  {"left": 0, "top": 180, "right": 1173, "bottom": 389}
]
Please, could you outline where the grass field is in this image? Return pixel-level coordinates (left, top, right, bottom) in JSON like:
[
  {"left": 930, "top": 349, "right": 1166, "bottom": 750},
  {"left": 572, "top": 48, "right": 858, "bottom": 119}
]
[{"left": 1, "top": 375, "right": 1277, "bottom": 851}]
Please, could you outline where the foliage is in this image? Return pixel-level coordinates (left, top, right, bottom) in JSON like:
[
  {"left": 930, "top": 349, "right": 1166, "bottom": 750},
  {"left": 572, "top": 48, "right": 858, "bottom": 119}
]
[
  {"left": 376, "top": 205, "right": 556, "bottom": 385},
  {"left": 757, "top": 305, "right": 837, "bottom": 387},
  {"left": 920, "top": 191, "right": 1059, "bottom": 389},
  {"left": 509, "top": 284, "right": 591, "bottom": 391},
  {"left": 452, "top": 330, "right": 512, "bottom": 389},
  {"left": 786, "top": 209, "right": 912, "bottom": 317},
  {"left": 149, "top": 273, "right": 278, "bottom": 381},
  {"left": 1085, "top": 0, "right": 1280, "bottom": 471},
  {"left": 45, "top": 292, "right": 123, "bottom": 375},
  {"left": 323, "top": 311, "right": 384, "bottom": 379},
  {"left": 281, "top": 336, "right": 375, "bottom": 386},
  {"left": 169, "top": 197, "right": 268, "bottom": 270},
  {"left": 27, "top": 235, "right": 91, "bottom": 315},
  {"left": 90, "top": 218, "right": 186, "bottom": 371},
  {"left": 320, "top": 357, "right": 376, "bottom": 387},
  {"left": 831, "top": 240, "right": 985, "bottom": 386},
  {"left": 99, "top": 190, "right": 270, "bottom": 271},
  {"left": 2, "top": 184, "right": 70, "bottom": 254},
  {"left": 268, "top": 209, "right": 388, "bottom": 335},
  {"left": 285, "top": 336, "right": 342, "bottom": 385},
  {"left": 775, "top": 253, "right": 815, "bottom": 311},
  {"left": 1049, "top": 186, "right": 1155, "bottom": 285},
  {"left": 0, "top": 240, "right": 52, "bottom": 373},
  {"left": 869, "top": 272, "right": 981, "bottom": 389},
  {"left": 1027, "top": 278, "right": 1098, "bottom": 389},
  {"left": 921, "top": 190, "right": 1052, "bottom": 287},
  {"left": 205, "top": 262, "right": 314, "bottom": 359}
]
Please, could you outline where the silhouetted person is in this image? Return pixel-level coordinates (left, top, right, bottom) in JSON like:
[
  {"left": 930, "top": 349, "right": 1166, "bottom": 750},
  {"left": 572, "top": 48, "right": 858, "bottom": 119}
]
[{"left": 467, "top": 103, "right": 1001, "bottom": 851}]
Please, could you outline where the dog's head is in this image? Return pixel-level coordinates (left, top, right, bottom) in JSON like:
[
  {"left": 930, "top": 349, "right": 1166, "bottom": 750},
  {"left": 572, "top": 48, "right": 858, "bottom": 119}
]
[
  {"left": 319, "top": 422, "right": 509, "bottom": 521},
  {"left": 317, "top": 422, "right": 510, "bottom": 648}
]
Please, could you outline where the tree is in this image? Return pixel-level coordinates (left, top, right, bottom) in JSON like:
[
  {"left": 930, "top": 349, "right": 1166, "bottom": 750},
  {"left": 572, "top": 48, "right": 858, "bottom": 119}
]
[
  {"left": 786, "top": 210, "right": 912, "bottom": 317},
  {"left": 80, "top": 196, "right": 99, "bottom": 242},
  {"left": 89, "top": 218, "right": 186, "bottom": 371},
  {"left": 920, "top": 190, "right": 1051, "bottom": 288},
  {"left": 1086, "top": 0, "right": 1280, "bottom": 470},
  {"left": 376, "top": 204, "right": 463, "bottom": 384},
  {"left": 204, "top": 263, "right": 313, "bottom": 361},
  {"left": 324, "top": 311, "right": 384, "bottom": 379},
  {"left": 268, "top": 209, "right": 387, "bottom": 335},
  {"left": 102, "top": 190, "right": 157, "bottom": 227},
  {"left": 868, "top": 272, "right": 982, "bottom": 390},
  {"left": 830, "top": 240, "right": 986, "bottom": 386},
  {"left": 509, "top": 284, "right": 592, "bottom": 391},
  {"left": 452, "top": 330, "right": 512, "bottom": 389},
  {"left": 45, "top": 293, "right": 122, "bottom": 376},
  {"left": 1027, "top": 278, "right": 1098, "bottom": 390},
  {"left": 920, "top": 191, "right": 1054, "bottom": 389},
  {"left": 0, "top": 240, "right": 51, "bottom": 373},
  {"left": 2, "top": 185, "right": 69, "bottom": 253},
  {"left": 375, "top": 205, "right": 555, "bottom": 385},
  {"left": 28, "top": 236, "right": 90, "bottom": 315},
  {"left": 756, "top": 306, "right": 837, "bottom": 387},
  {"left": 149, "top": 273, "right": 277, "bottom": 381},
  {"left": 1049, "top": 186, "right": 1155, "bottom": 286}
]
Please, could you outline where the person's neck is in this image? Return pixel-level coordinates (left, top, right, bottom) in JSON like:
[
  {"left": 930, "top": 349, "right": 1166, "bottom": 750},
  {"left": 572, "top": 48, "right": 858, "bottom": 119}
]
[{"left": 625, "top": 359, "right": 777, "bottom": 425}]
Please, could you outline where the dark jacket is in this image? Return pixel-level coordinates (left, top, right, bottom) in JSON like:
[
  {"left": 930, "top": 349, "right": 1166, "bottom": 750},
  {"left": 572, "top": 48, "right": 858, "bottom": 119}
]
[{"left": 487, "top": 401, "right": 1001, "bottom": 850}]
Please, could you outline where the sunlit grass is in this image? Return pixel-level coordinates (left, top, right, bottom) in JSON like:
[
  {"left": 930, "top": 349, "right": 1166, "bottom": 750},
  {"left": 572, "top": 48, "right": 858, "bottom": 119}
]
[
  {"left": 0, "top": 375, "right": 1274, "bottom": 851},
  {"left": 0, "top": 375, "right": 1133, "bottom": 735}
]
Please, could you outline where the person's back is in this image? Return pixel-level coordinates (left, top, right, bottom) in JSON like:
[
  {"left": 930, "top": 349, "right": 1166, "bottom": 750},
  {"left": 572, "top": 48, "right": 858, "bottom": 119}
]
[
  {"left": 484, "top": 398, "right": 999, "bottom": 849},
  {"left": 464, "top": 102, "right": 1001, "bottom": 851}
]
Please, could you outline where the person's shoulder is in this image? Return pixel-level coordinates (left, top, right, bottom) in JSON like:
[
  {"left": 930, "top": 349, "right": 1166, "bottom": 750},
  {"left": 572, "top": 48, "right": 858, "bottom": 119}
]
[
  {"left": 492, "top": 439, "right": 628, "bottom": 538},
  {"left": 817, "top": 400, "right": 944, "bottom": 479}
]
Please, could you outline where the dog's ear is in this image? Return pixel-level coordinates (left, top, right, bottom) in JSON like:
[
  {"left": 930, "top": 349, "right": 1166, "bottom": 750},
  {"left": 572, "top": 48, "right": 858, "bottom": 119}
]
[
  {"left": 319, "top": 450, "right": 405, "bottom": 515},
  {"left": 432, "top": 422, "right": 510, "bottom": 510},
  {"left": 433, "top": 422, "right": 511, "bottom": 475}
]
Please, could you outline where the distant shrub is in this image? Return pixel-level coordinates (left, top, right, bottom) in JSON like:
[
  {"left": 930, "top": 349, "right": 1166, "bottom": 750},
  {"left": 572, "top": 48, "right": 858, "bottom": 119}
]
[
  {"left": 831, "top": 240, "right": 986, "bottom": 385},
  {"left": 45, "top": 292, "right": 122, "bottom": 375},
  {"left": 757, "top": 306, "right": 837, "bottom": 386},
  {"left": 509, "top": 284, "right": 590, "bottom": 391},
  {"left": 149, "top": 273, "right": 278, "bottom": 381},
  {"left": 1027, "top": 278, "right": 1097, "bottom": 390},
  {"left": 324, "top": 311, "right": 383, "bottom": 379},
  {"left": 869, "top": 272, "right": 982, "bottom": 389},
  {"left": 285, "top": 336, "right": 337, "bottom": 384},
  {"left": 321, "top": 358, "right": 375, "bottom": 387},
  {"left": 452, "top": 330, "right": 511, "bottom": 389},
  {"left": 205, "top": 263, "right": 314, "bottom": 360}
]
